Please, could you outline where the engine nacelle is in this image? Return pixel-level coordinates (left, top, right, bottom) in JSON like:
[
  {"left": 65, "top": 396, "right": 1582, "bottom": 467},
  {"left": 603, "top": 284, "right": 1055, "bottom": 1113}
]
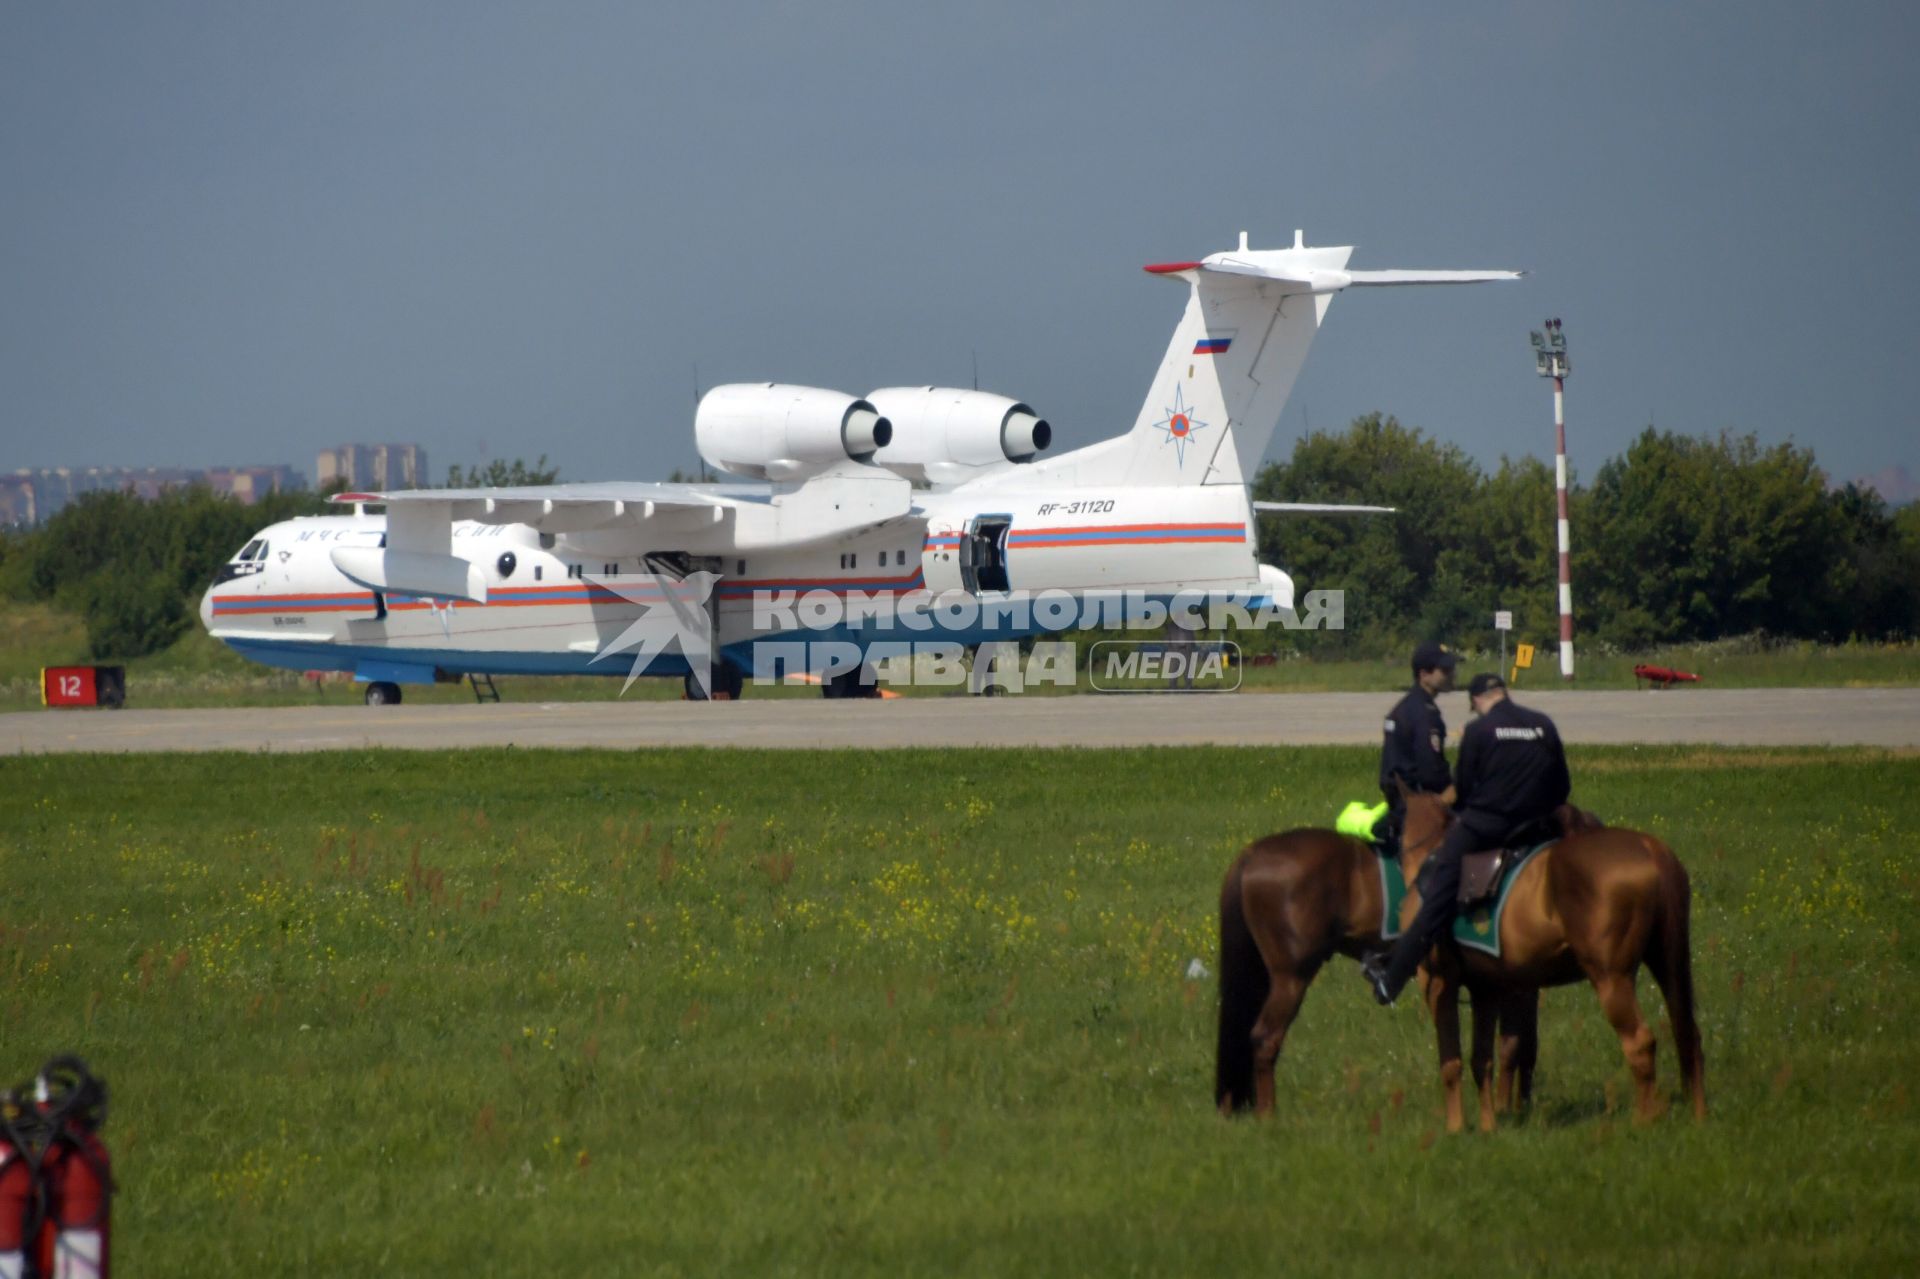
[
  {"left": 867, "top": 387, "right": 1052, "bottom": 482},
  {"left": 695, "top": 384, "right": 892, "bottom": 481}
]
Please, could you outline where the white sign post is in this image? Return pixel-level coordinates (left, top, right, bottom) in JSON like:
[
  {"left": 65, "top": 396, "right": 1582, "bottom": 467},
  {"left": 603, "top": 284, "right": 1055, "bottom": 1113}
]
[{"left": 1494, "top": 611, "right": 1513, "bottom": 673}]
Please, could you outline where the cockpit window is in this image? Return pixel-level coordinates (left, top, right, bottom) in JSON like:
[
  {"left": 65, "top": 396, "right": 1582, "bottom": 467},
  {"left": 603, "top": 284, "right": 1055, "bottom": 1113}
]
[{"left": 214, "top": 538, "right": 272, "bottom": 585}]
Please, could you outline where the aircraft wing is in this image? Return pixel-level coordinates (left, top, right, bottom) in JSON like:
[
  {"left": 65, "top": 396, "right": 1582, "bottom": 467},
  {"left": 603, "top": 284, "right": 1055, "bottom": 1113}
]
[
  {"left": 328, "top": 469, "right": 911, "bottom": 602},
  {"left": 331, "top": 480, "right": 773, "bottom": 532},
  {"left": 1253, "top": 501, "right": 1397, "bottom": 515}
]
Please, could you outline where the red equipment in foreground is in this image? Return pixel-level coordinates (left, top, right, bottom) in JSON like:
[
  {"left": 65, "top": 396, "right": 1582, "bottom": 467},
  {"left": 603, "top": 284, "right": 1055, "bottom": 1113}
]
[
  {"left": 1633, "top": 664, "right": 1702, "bottom": 689},
  {"left": 0, "top": 1057, "right": 111, "bottom": 1279}
]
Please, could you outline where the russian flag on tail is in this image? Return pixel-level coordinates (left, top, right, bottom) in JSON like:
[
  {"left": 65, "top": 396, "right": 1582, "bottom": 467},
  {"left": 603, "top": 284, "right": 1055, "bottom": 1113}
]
[{"left": 1193, "top": 336, "right": 1232, "bottom": 355}]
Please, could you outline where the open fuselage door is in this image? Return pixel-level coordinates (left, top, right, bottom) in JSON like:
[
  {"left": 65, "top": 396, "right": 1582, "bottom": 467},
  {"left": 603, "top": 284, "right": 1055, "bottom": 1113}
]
[{"left": 958, "top": 514, "right": 1013, "bottom": 595}]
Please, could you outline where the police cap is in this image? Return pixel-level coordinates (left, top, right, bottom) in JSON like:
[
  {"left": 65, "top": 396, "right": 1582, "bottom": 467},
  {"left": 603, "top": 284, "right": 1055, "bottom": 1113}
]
[
  {"left": 1467, "top": 672, "right": 1507, "bottom": 698},
  {"left": 1411, "top": 642, "right": 1458, "bottom": 673}
]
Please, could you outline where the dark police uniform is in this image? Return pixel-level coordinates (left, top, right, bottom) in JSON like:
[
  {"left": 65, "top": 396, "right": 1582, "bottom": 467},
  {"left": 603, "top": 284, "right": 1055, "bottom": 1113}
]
[
  {"left": 1377, "top": 641, "right": 1457, "bottom": 842},
  {"left": 1450, "top": 696, "right": 1571, "bottom": 845},
  {"left": 1379, "top": 683, "right": 1452, "bottom": 808},
  {"left": 1377, "top": 681, "right": 1570, "bottom": 996}
]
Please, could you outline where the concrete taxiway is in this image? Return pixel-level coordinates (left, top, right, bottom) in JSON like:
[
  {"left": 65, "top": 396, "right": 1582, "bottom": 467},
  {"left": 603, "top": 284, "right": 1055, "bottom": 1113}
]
[{"left": 4, "top": 688, "right": 1916, "bottom": 754}]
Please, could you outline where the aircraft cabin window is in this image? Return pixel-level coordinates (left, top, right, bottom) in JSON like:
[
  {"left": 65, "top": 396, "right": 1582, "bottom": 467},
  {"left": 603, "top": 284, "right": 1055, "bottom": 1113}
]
[
  {"left": 603, "top": 563, "right": 617, "bottom": 575},
  {"left": 534, "top": 566, "right": 543, "bottom": 581},
  {"left": 736, "top": 559, "right": 746, "bottom": 575},
  {"left": 849, "top": 553, "right": 857, "bottom": 569},
  {"left": 567, "top": 564, "right": 583, "bottom": 579}
]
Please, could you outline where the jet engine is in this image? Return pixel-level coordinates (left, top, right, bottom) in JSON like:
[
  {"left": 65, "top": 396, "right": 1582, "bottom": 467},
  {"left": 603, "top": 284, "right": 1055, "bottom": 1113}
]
[
  {"left": 867, "top": 387, "right": 1052, "bottom": 483},
  {"left": 695, "top": 384, "right": 893, "bottom": 481}
]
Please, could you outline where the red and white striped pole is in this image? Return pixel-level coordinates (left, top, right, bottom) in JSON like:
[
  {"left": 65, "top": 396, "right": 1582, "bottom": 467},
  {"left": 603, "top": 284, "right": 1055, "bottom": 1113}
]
[
  {"left": 1532, "top": 318, "right": 1573, "bottom": 679},
  {"left": 1554, "top": 371, "right": 1573, "bottom": 679}
]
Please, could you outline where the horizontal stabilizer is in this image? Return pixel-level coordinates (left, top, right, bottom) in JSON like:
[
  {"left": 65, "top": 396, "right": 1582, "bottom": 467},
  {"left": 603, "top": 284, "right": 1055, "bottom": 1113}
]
[
  {"left": 1254, "top": 501, "right": 1397, "bottom": 516},
  {"left": 1195, "top": 259, "right": 1522, "bottom": 294},
  {"left": 1345, "top": 269, "right": 1526, "bottom": 287},
  {"left": 1069, "top": 233, "right": 1526, "bottom": 490}
]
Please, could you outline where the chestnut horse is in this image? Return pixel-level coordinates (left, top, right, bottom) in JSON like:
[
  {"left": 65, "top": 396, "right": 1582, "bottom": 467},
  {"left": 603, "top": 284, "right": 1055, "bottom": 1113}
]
[{"left": 1215, "top": 792, "right": 1705, "bottom": 1130}]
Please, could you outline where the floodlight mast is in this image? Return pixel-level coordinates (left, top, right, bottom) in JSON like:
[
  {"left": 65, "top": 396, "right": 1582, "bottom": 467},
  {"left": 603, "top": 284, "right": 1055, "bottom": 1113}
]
[{"left": 1529, "top": 319, "right": 1574, "bottom": 680}]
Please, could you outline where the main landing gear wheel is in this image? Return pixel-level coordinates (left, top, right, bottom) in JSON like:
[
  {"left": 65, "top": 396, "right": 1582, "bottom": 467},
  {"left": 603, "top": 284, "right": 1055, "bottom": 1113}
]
[
  {"left": 822, "top": 667, "right": 881, "bottom": 699},
  {"left": 364, "top": 681, "right": 402, "bottom": 706},
  {"left": 683, "top": 663, "right": 745, "bottom": 701}
]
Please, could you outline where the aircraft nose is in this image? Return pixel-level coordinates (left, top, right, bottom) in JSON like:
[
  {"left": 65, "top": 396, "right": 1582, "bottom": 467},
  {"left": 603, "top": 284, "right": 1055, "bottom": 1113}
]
[{"left": 199, "top": 585, "right": 216, "bottom": 632}]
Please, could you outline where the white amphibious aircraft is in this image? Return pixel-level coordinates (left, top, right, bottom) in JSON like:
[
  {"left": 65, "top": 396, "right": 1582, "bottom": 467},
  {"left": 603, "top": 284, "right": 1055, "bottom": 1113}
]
[{"left": 200, "top": 232, "right": 1517, "bottom": 703}]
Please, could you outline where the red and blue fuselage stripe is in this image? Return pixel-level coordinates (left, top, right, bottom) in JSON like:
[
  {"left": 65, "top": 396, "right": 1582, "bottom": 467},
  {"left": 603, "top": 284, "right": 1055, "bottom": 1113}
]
[
  {"left": 716, "top": 569, "right": 924, "bottom": 599},
  {"left": 210, "top": 520, "right": 1243, "bottom": 616},
  {"left": 211, "top": 583, "right": 700, "bottom": 614},
  {"left": 1007, "top": 522, "right": 1245, "bottom": 548}
]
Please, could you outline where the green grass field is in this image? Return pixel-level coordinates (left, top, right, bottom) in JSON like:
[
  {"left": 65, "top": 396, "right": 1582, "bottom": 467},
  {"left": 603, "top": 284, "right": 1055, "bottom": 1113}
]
[{"left": 2, "top": 746, "right": 1915, "bottom": 1275}]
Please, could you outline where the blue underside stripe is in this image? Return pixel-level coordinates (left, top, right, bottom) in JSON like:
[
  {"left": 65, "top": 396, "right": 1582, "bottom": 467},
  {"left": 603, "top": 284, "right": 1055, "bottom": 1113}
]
[{"left": 216, "top": 592, "right": 1284, "bottom": 680}]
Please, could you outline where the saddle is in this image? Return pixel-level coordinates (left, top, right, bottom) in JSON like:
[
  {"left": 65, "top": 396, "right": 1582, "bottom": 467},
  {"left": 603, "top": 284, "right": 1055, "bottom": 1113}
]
[
  {"left": 1456, "top": 850, "right": 1513, "bottom": 907},
  {"left": 1359, "top": 802, "right": 1600, "bottom": 906},
  {"left": 1454, "top": 807, "right": 1592, "bottom": 907}
]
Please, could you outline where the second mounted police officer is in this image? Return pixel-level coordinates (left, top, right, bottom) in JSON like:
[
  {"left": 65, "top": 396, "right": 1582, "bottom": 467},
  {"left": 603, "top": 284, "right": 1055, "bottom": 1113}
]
[{"left": 1377, "top": 641, "right": 1458, "bottom": 839}]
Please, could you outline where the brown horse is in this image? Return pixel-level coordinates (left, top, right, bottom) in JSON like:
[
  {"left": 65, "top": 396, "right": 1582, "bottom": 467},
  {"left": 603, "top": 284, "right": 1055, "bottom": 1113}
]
[{"left": 1216, "top": 792, "right": 1705, "bottom": 1130}]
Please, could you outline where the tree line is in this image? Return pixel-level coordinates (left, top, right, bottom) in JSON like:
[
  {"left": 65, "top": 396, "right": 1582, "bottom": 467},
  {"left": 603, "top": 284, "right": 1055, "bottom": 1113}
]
[
  {"left": 0, "top": 457, "right": 557, "bottom": 660},
  {"left": 2, "top": 427, "right": 1913, "bottom": 663},
  {"left": 1252, "top": 415, "right": 1920, "bottom": 655}
]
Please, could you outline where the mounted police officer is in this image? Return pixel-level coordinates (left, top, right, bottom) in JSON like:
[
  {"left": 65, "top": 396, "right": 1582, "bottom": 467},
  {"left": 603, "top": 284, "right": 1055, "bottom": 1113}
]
[
  {"left": 1377, "top": 642, "right": 1458, "bottom": 841},
  {"left": 1363, "top": 672, "right": 1571, "bottom": 1005}
]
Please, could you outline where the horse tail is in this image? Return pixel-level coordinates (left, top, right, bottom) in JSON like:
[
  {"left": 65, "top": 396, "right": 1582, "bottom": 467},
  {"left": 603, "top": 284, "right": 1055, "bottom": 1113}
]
[
  {"left": 1646, "top": 837, "right": 1707, "bottom": 1117},
  {"left": 1215, "top": 853, "right": 1270, "bottom": 1113}
]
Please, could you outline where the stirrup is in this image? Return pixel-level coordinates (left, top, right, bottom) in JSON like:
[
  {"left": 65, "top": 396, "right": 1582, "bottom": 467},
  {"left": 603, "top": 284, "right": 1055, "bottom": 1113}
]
[{"left": 1360, "top": 953, "right": 1397, "bottom": 1006}]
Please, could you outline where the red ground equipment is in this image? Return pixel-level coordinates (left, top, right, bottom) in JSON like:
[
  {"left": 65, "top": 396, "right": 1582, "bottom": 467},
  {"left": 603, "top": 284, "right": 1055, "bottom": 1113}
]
[
  {"left": 1633, "top": 664, "right": 1702, "bottom": 689},
  {"left": 39, "top": 668, "right": 126, "bottom": 710},
  {"left": 0, "top": 1057, "right": 111, "bottom": 1279}
]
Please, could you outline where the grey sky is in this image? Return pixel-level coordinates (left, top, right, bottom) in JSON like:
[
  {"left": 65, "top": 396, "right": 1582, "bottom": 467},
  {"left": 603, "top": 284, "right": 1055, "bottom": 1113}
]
[{"left": 3, "top": 3, "right": 1914, "bottom": 490}]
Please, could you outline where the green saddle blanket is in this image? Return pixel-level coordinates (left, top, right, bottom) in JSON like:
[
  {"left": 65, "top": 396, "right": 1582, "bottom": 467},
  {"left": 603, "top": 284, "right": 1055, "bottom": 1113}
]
[{"left": 1377, "top": 843, "right": 1553, "bottom": 958}]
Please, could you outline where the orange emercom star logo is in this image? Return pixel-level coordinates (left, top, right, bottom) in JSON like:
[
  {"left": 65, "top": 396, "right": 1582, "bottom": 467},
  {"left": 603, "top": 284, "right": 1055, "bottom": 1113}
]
[{"left": 1155, "top": 384, "right": 1208, "bottom": 467}]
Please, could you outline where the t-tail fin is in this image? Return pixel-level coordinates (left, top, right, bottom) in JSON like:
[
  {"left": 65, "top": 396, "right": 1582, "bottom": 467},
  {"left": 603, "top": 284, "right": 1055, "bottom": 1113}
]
[{"left": 1089, "top": 231, "right": 1520, "bottom": 487}]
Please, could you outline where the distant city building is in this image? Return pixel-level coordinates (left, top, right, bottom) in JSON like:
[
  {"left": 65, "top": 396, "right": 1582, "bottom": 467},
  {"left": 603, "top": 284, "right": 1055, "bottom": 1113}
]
[
  {"left": 0, "top": 462, "right": 305, "bottom": 526},
  {"left": 204, "top": 465, "right": 304, "bottom": 503},
  {"left": 0, "top": 474, "right": 35, "bottom": 526},
  {"left": 1856, "top": 464, "right": 1918, "bottom": 507},
  {"left": 316, "top": 443, "right": 427, "bottom": 493}
]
